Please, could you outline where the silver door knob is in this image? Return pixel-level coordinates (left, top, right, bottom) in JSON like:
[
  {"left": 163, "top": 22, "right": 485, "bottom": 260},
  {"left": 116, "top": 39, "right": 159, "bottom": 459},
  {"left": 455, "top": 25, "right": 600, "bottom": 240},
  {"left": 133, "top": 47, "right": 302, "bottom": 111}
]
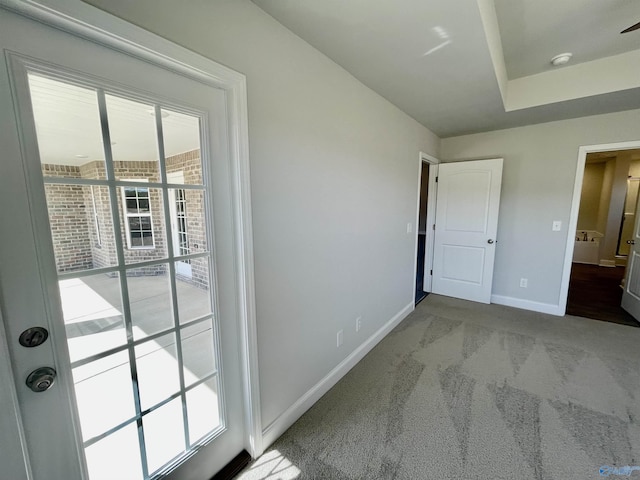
[
  {"left": 487, "top": 239, "right": 494, "bottom": 244},
  {"left": 26, "top": 367, "right": 56, "bottom": 393},
  {"left": 627, "top": 240, "right": 635, "bottom": 245}
]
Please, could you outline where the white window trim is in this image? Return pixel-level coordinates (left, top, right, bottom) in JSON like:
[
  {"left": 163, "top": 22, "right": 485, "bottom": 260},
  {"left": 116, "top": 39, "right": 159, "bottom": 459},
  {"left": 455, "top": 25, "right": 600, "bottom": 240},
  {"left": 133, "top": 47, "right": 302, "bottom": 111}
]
[{"left": 120, "top": 178, "right": 155, "bottom": 250}]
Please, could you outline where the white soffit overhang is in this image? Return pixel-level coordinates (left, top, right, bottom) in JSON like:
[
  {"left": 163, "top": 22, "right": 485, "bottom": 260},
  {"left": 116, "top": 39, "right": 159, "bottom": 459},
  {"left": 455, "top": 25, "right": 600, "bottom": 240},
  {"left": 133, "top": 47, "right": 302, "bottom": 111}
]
[{"left": 479, "top": 0, "right": 640, "bottom": 113}]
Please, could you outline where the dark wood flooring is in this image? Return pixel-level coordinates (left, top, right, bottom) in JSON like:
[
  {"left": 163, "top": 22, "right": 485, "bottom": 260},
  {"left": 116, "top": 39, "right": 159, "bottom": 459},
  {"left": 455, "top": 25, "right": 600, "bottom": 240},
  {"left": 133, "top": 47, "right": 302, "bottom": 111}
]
[{"left": 567, "top": 263, "right": 640, "bottom": 327}]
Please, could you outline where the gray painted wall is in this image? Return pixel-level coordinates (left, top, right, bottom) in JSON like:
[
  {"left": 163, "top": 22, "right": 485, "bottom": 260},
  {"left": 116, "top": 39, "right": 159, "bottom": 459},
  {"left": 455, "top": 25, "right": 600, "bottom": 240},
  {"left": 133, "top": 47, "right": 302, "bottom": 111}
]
[
  {"left": 442, "top": 109, "right": 640, "bottom": 306},
  {"left": 83, "top": 0, "right": 440, "bottom": 429}
]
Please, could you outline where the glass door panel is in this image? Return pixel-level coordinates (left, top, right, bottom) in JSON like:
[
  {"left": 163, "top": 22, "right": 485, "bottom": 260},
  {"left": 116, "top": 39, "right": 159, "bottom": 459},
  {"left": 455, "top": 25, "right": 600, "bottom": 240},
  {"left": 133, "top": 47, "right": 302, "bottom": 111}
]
[
  {"left": 105, "top": 94, "right": 160, "bottom": 179},
  {"left": 26, "top": 71, "right": 224, "bottom": 480},
  {"left": 85, "top": 423, "right": 144, "bottom": 480}
]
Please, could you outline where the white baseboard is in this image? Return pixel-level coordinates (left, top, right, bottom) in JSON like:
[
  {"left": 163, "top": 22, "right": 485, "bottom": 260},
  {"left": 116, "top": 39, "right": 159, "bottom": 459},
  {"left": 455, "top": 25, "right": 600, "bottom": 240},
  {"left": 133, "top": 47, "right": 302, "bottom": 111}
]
[
  {"left": 261, "top": 301, "right": 415, "bottom": 449},
  {"left": 491, "top": 294, "right": 563, "bottom": 316},
  {"left": 599, "top": 259, "right": 616, "bottom": 267}
]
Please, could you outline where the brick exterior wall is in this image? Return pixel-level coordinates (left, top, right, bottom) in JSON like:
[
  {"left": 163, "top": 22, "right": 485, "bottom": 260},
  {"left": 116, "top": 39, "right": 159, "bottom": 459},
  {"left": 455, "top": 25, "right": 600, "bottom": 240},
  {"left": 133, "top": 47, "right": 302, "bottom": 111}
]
[
  {"left": 80, "top": 160, "right": 168, "bottom": 276},
  {"left": 42, "top": 164, "right": 93, "bottom": 272},
  {"left": 43, "top": 149, "right": 208, "bottom": 288}
]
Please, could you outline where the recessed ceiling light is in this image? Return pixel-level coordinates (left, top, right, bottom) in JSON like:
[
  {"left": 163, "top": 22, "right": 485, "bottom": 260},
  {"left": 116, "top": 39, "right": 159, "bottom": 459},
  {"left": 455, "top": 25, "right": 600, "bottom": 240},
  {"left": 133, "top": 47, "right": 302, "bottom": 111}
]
[
  {"left": 74, "top": 154, "right": 88, "bottom": 159},
  {"left": 550, "top": 53, "right": 572, "bottom": 66}
]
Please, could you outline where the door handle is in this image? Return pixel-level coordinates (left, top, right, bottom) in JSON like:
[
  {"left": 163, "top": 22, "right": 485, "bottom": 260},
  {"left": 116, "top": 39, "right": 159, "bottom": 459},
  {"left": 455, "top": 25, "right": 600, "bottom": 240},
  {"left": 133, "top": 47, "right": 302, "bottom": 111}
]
[
  {"left": 627, "top": 240, "right": 635, "bottom": 245},
  {"left": 26, "top": 367, "right": 56, "bottom": 393},
  {"left": 487, "top": 239, "right": 495, "bottom": 244}
]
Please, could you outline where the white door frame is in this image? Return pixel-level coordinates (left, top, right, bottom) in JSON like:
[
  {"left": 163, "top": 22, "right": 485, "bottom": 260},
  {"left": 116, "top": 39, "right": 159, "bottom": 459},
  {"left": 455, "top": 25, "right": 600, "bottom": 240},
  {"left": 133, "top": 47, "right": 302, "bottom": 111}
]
[
  {"left": 559, "top": 140, "right": 640, "bottom": 315},
  {"left": 413, "top": 151, "right": 439, "bottom": 303},
  {"left": 0, "top": 0, "right": 263, "bottom": 465}
]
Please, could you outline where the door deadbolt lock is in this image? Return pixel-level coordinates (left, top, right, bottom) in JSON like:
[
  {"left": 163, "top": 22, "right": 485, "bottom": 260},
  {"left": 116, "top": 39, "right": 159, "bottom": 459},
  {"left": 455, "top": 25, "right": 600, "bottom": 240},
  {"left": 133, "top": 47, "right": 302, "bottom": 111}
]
[
  {"left": 19, "top": 327, "right": 49, "bottom": 348},
  {"left": 26, "top": 367, "right": 56, "bottom": 393}
]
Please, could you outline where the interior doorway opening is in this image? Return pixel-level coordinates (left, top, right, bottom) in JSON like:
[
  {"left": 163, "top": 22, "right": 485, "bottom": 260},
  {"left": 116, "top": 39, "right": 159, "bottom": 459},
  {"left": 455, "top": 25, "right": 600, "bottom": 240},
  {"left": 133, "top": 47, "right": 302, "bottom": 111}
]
[
  {"left": 565, "top": 147, "right": 640, "bottom": 327},
  {"left": 416, "top": 161, "right": 430, "bottom": 304},
  {"left": 414, "top": 152, "right": 439, "bottom": 306}
]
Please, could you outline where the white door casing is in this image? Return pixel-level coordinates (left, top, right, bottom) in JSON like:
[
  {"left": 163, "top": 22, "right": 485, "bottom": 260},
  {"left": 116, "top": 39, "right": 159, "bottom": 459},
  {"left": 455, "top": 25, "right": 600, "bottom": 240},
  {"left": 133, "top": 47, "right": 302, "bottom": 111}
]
[
  {"left": 432, "top": 158, "right": 503, "bottom": 304},
  {"left": 621, "top": 185, "right": 640, "bottom": 321},
  {"left": 0, "top": 5, "right": 260, "bottom": 480}
]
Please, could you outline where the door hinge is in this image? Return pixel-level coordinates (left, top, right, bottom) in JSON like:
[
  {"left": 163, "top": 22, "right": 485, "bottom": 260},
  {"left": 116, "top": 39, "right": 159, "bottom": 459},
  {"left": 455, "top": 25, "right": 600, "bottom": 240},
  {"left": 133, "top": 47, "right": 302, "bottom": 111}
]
[
  {"left": 435, "top": 176, "right": 438, "bottom": 183},
  {"left": 432, "top": 224, "right": 435, "bottom": 230},
  {"left": 430, "top": 269, "right": 433, "bottom": 276}
]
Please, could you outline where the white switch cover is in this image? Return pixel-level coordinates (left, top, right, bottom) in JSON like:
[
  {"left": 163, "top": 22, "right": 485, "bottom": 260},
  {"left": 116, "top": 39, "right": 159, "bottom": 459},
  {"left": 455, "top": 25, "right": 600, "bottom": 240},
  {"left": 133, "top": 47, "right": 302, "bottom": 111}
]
[
  {"left": 407, "top": 222, "right": 413, "bottom": 233},
  {"left": 552, "top": 221, "right": 562, "bottom": 231}
]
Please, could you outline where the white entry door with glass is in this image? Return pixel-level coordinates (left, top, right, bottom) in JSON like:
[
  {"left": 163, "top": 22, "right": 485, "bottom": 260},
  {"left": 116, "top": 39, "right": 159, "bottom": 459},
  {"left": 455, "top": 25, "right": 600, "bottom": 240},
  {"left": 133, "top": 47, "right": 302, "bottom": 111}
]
[{"left": 0, "top": 8, "right": 247, "bottom": 480}]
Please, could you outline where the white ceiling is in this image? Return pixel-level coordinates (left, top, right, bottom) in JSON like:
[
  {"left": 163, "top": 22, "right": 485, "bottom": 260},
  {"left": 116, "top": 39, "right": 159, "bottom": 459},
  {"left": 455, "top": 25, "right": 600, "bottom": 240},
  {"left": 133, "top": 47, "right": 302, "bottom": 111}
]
[
  {"left": 496, "top": 0, "right": 640, "bottom": 79},
  {"left": 29, "top": 74, "right": 201, "bottom": 165},
  {"left": 251, "top": 0, "right": 640, "bottom": 137}
]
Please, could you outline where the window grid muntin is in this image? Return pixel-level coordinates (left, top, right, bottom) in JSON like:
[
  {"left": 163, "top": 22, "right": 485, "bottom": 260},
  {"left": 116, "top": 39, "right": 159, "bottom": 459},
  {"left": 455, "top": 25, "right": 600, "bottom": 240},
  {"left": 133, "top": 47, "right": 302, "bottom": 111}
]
[
  {"left": 154, "top": 105, "right": 193, "bottom": 458},
  {"left": 82, "top": 371, "right": 221, "bottom": 449},
  {"left": 38, "top": 83, "right": 222, "bottom": 480},
  {"left": 96, "top": 88, "right": 151, "bottom": 479},
  {"left": 56, "top": 251, "right": 210, "bottom": 281},
  {"left": 70, "top": 314, "right": 215, "bottom": 369}
]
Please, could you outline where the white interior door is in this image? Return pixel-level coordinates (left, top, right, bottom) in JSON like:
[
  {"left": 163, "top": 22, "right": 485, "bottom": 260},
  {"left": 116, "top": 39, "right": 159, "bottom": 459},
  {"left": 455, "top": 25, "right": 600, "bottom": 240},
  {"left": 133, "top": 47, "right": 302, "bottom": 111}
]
[
  {"left": 432, "top": 158, "right": 503, "bottom": 303},
  {"left": 621, "top": 184, "right": 640, "bottom": 320},
  {"left": 0, "top": 9, "right": 246, "bottom": 480}
]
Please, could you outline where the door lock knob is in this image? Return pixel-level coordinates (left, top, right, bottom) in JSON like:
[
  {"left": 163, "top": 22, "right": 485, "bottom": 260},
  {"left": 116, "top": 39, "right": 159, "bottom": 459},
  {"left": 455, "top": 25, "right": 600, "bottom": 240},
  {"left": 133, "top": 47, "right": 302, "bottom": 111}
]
[
  {"left": 19, "top": 327, "right": 49, "bottom": 348},
  {"left": 26, "top": 367, "right": 56, "bottom": 393}
]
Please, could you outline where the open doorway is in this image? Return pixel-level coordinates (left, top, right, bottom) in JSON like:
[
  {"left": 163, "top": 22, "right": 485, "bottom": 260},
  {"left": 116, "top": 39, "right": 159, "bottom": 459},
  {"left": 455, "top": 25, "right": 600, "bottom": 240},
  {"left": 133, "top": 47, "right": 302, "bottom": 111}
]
[
  {"left": 566, "top": 147, "right": 640, "bottom": 327},
  {"left": 416, "top": 161, "right": 430, "bottom": 304},
  {"left": 414, "top": 152, "right": 438, "bottom": 305}
]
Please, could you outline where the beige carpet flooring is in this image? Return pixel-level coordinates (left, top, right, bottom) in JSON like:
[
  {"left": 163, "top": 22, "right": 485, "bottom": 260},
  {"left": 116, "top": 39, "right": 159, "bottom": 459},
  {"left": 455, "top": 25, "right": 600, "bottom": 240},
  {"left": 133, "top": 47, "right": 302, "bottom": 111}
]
[{"left": 237, "top": 294, "right": 640, "bottom": 479}]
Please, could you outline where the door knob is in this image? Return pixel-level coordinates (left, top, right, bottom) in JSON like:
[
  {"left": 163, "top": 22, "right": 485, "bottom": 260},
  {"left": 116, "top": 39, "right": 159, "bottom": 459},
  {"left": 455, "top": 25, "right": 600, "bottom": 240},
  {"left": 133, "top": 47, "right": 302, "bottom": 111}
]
[
  {"left": 627, "top": 240, "right": 635, "bottom": 245},
  {"left": 487, "top": 239, "right": 495, "bottom": 244},
  {"left": 26, "top": 367, "right": 56, "bottom": 393}
]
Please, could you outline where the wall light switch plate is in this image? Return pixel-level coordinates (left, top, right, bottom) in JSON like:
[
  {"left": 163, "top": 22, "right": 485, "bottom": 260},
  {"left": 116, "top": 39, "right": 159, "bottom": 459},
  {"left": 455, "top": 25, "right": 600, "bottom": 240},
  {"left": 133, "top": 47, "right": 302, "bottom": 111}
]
[
  {"left": 407, "top": 222, "right": 413, "bottom": 233},
  {"left": 552, "top": 221, "right": 562, "bottom": 231}
]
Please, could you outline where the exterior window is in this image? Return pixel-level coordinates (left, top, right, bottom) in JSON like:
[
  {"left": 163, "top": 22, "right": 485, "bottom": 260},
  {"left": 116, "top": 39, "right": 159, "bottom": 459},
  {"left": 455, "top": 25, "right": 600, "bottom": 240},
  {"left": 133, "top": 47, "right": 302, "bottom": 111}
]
[{"left": 121, "top": 183, "right": 155, "bottom": 249}]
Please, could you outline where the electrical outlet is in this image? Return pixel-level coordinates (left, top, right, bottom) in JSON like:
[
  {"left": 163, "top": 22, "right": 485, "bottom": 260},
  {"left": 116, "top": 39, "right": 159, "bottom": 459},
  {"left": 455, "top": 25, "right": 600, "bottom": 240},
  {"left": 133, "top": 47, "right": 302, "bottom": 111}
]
[
  {"left": 520, "top": 278, "right": 528, "bottom": 288},
  {"left": 356, "top": 316, "right": 362, "bottom": 332},
  {"left": 337, "top": 329, "right": 343, "bottom": 347}
]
